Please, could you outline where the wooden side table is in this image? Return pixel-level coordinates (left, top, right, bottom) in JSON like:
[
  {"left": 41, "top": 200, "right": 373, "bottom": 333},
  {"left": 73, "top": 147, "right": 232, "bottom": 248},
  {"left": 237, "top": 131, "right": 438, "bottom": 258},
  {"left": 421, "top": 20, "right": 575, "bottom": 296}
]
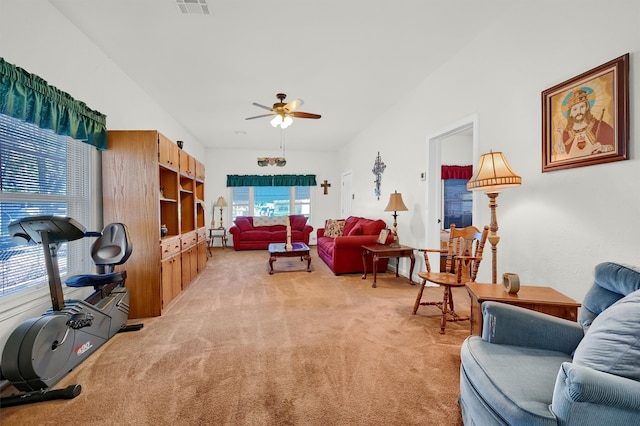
[
  {"left": 208, "top": 227, "right": 227, "bottom": 255},
  {"left": 361, "top": 244, "right": 415, "bottom": 288},
  {"left": 466, "top": 282, "right": 581, "bottom": 335}
]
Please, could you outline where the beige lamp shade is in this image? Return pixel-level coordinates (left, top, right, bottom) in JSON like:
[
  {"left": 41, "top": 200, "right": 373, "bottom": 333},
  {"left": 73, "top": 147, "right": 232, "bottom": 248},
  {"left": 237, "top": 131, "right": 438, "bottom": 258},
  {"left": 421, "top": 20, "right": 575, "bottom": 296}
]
[
  {"left": 467, "top": 151, "right": 522, "bottom": 192},
  {"left": 384, "top": 191, "right": 408, "bottom": 247},
  {"left": 384, "top": 191, "right": 408, "bottom": 212},
  {"left": 214, "top": 196, "right": 227, "bottom": 208}
]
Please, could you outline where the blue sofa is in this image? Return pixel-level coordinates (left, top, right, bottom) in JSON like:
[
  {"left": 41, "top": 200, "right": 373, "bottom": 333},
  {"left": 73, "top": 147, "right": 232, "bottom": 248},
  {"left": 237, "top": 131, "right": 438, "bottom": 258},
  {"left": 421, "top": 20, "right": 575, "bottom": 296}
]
[{"left": 459, "top": 262, "right": 640, "bottom": 425}]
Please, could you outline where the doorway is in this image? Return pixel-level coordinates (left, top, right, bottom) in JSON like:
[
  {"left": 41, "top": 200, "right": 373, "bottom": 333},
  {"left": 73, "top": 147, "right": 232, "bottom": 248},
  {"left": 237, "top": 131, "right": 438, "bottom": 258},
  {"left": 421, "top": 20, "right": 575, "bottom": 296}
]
[
  {"left": 341, "top": 171, "right": 353, "bottom": 218},
  {"left": 425, "top": 115, "right": 478, "bottom": 250}
]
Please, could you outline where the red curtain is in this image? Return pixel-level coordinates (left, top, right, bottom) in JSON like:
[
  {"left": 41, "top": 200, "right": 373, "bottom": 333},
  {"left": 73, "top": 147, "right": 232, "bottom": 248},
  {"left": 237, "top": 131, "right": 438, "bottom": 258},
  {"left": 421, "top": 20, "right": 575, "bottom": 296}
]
[{"left": 441, "top": 165, "right": 472, "bottom": 180}]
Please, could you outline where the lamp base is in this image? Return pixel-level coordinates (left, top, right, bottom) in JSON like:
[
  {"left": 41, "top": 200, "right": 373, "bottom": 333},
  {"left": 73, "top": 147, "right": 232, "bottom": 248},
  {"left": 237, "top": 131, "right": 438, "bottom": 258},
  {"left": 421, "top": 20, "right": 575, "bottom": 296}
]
[{"left": 389, "top": 234, "right": 401, "bottom": 247}]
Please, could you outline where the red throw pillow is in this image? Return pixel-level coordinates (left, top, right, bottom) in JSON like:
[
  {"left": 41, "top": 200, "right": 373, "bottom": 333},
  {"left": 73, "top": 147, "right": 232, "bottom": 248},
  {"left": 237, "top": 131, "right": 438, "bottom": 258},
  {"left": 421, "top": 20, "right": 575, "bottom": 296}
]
[
  {"left": 362, "top": 219, "right": 386, "bottom": 235},
  {"left": 234, "top": 217, "right": 253, "bottom": 232},
  {"left": 343, "top": 216, "right": 361, "bottom": 236},
  {"left": 289, "top": 215, "right": 307, "bottom": 231},
  {"left": 348, "top": 224, "right": 363, "bottom": 236}
]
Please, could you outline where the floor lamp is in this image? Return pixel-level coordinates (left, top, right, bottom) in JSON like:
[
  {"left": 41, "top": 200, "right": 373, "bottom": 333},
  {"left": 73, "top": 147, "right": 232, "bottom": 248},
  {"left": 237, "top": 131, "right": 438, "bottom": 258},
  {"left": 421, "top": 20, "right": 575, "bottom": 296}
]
[
  {"left": 467, "top": 151, "right": 521, "bottom": 284},
  {"left": 384, "top": 190, "right": 408, "bottom": 247}
]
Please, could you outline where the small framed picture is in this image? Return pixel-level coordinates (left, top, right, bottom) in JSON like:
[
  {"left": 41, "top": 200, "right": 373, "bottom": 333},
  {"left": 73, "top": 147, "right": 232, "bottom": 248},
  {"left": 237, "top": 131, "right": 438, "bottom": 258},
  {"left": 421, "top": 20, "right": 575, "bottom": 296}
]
[{"left": 376, "top": 229, "right": 389, "bottom": 245}]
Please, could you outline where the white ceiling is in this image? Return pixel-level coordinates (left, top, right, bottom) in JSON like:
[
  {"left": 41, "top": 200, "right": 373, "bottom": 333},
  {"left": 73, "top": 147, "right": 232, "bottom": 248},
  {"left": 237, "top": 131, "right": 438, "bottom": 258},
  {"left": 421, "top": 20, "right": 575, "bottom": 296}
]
[{"left": 50, "top": 0, "right": 509, "bottom": 152}]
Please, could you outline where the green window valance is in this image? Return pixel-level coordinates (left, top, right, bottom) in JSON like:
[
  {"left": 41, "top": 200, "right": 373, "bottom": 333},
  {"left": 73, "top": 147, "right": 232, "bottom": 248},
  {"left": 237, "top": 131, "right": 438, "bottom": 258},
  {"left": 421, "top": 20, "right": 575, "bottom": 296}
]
[
  {"left": 0, "top": 57, "right": 107, "bottom": 150},
  {"left": 227, "top": 174, "right": 317, "bottom": 187}
]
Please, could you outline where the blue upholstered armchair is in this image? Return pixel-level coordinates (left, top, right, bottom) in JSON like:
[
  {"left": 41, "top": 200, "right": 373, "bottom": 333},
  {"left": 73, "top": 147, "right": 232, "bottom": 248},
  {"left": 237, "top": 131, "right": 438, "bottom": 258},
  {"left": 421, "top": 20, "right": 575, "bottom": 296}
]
[{"left": 459, "top": 262, "right": 640, "bottom": 425}]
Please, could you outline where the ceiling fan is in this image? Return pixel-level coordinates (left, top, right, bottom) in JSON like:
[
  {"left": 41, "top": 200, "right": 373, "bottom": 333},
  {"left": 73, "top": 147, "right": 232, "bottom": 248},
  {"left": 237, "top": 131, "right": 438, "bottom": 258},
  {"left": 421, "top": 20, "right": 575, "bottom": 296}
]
[{"left": 245, "top": 93, "right": 321, "bottom": 129}]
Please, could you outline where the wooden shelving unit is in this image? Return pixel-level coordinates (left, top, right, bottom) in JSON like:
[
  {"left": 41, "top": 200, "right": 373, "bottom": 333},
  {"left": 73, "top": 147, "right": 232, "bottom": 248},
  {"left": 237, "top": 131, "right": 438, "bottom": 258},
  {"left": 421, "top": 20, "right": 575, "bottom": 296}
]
[{"left": 102, "top": 130, "right": 206, "bottom": 318}]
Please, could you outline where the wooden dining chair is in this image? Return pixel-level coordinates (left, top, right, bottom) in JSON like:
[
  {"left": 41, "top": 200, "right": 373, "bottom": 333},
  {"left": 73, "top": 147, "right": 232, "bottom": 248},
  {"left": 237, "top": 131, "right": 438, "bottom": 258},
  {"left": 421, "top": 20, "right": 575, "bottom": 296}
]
[{"left": 413, "top": 224, "right": 489, "bottom": 334}]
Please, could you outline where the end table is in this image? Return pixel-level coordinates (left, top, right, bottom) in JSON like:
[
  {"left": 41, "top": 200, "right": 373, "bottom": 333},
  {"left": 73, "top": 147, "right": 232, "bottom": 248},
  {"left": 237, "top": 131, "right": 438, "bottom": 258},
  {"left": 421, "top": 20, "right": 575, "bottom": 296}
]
[
  {"left": 208, "top": 227, "right": 227, "bottom": 255},
  {"left": 361, "top": 244, "right": 415, "bottom": 288},
  {"left": 466, "top": 282, "right": 581, "bottom": 335}
]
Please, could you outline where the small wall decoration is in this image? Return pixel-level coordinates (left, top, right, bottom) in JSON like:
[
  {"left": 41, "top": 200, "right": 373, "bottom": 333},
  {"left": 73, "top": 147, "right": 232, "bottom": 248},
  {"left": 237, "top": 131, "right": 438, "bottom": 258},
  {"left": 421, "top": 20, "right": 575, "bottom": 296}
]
[
  {"left": 321, "top": 180, "right": 331, "bottom": 194},
  {"left": 542, "top": 53, "right": 629, "bottom": 172},
  {"left": 257, "top": 157, "right": 286, "bottom": 167},
  {"left": 372, "top": 151, "right": 386, "bottom": 200}
]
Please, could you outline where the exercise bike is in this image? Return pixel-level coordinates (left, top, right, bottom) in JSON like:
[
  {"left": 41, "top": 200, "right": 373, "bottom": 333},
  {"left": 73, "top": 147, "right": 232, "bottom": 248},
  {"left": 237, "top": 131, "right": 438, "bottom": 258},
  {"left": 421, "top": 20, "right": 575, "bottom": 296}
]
[{"left": 0, "top": 215, "right": 142, "bottom": 407}]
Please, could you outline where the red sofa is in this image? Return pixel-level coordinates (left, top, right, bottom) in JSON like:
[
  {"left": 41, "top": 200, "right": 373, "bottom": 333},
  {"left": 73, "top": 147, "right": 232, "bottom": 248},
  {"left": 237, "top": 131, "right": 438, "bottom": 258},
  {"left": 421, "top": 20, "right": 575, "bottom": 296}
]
[
  {"left": 316, "top": 216, "right": 394, "bottom": 274},
  {"left": 229, "top": 215, "right": 313, "bottom": 250}
]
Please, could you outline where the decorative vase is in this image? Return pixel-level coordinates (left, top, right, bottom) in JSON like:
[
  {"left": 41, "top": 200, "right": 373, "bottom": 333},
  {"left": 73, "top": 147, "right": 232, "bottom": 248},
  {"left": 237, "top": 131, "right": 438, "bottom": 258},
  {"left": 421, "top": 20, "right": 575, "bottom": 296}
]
[
  {"left": 503, "top": 273, "right": 520, "bottom": 294},
  {"left": 161, "top": 224, "right": 168, "bottom": 237},
  {"left": 286, "top": 219, "right": 292, "bottom": 250}
]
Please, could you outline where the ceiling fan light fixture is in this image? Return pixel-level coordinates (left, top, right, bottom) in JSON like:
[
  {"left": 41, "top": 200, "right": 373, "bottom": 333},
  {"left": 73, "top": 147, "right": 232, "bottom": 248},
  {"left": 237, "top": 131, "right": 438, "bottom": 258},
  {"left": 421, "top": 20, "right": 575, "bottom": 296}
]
[
  {"left": 246, "top": 93, "right": 321, "bottom": 127},
  {"left": 281, "top": 115, "right": 293, "bottom": 129},
  {"left": 270, "top": 114, "right": 283, "bottom": 127}
]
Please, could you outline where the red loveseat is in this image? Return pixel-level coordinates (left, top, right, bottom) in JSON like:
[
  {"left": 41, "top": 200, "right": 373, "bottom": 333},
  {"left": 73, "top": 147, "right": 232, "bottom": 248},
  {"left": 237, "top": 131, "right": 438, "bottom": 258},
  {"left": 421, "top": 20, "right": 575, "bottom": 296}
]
[
  {"left": 316, "top": 216, "right": 394, "bottom": 274},
  {"left": 229, "top": 215, "right": 313, "bottom": 250}
]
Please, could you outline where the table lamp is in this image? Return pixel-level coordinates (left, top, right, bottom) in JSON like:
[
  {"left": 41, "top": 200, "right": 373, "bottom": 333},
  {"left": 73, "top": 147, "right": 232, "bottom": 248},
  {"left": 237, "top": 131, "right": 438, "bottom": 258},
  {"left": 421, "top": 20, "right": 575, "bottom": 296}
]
[
  {"left": 467, "top": 151, "right": 521, "bottom": 283},
  {"left": 384, "top": 190, "right": 408, "bottom": 247},
  {"left": 213, "top": 196, "right": 227, "bottom": 229}
]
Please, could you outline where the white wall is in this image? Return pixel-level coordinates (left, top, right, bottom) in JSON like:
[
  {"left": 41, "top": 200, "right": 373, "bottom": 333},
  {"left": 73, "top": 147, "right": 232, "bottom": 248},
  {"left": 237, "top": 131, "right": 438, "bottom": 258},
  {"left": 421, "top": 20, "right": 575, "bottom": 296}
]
[
  {"left": 441, "top": 133, "right": 473, "bottom": 166},
  {"left": 203, "top": 147, "right": 342, "bottom": 244},
  {"left": 339, "top": 1, "right": 640, "bottom": 302}
]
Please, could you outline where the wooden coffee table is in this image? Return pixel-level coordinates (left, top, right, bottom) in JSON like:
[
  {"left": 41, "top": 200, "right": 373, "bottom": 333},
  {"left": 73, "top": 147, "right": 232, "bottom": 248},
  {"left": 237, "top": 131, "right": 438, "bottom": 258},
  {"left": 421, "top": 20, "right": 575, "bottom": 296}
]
[
  {"left": 268, "top": 242, "right": 312, "bottom": 274},
  {"left": 466, "top": 282, "right": 581, "bottom": 335},
  {"left": 361, "top": 244, "right": 415, "bottom": 288}
]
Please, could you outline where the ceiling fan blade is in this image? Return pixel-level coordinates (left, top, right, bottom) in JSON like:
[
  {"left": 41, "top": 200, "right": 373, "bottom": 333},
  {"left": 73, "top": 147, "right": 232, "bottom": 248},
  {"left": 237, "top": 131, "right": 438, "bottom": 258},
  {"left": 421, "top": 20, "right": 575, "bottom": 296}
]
[
  {"left": 252, "top": 102, "right": 274, "bottom": 111},
  {"left": 284, "top": 99, "right": 303, "bottom": 112},
  {"left": 245, "top": 113, "right": 275, "bottom": 120},
  {"left": 290, "top": 111, "right": 321, "bottom": 119}
]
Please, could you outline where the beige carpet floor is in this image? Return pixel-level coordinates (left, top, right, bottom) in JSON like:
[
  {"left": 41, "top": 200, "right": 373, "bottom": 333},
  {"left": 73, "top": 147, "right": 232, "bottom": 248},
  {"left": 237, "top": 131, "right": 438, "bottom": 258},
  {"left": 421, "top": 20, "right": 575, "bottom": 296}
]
[{"left": 0, "top": 248, "right": 471, "bottom": 425}]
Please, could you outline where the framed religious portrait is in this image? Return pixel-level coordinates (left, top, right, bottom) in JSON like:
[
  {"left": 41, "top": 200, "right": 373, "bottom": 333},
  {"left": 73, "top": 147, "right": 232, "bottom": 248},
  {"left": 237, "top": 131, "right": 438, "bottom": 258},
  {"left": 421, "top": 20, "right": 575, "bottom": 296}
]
[{"left": 541, "top": 53, "right": 629, "bottom": 172}]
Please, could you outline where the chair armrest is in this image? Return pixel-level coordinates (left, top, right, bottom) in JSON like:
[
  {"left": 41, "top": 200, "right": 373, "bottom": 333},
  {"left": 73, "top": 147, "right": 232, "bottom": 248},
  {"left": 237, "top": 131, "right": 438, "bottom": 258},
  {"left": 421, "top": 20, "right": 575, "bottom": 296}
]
[
  {"left": 552, "top": 362, "right": 640, "bottom": 422},
  {"left": 417, "top": 248, "right": 447, "bottom": 254},
  {"left": 482, "top": 302, "right": 584, "bottom": 355}
]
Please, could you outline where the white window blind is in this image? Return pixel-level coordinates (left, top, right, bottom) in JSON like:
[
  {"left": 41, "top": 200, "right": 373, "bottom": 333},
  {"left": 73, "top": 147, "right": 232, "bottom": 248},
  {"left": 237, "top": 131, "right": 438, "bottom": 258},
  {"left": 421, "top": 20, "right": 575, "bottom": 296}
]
[
  {"left": 0, "top": 114, "right": 93, "bottom": 297},
  {"left": 231, "top": 186, "right": 312, "bottom": 221}
]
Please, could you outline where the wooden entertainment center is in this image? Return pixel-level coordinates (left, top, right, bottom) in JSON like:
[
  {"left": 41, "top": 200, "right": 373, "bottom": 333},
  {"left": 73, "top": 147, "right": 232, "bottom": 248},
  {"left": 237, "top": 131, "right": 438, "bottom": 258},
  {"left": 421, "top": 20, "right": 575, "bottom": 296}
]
[{"left": 102, "top": 130, "right": 207, "bottom": 319}]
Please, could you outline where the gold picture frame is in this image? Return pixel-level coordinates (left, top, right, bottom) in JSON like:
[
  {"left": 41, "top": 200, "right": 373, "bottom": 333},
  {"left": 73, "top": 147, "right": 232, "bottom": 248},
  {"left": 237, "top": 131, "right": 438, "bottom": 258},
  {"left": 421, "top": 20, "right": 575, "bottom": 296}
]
[
  {"left": 541, "top": 54, "right": 629, "bottom": 172},
  {"left": 376, "top": 229, "right": 389, "bottom": 245}
]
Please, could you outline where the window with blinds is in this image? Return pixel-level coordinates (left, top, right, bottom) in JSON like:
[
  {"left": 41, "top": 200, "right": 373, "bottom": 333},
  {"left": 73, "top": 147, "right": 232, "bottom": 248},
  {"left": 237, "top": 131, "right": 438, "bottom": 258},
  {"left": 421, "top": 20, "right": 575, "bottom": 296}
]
[
  {"left": 230, "top": 186, "right": 312, "bottom": 220},
  {"left": 0, "top": 114, "right": 94, "bottom": 297}
]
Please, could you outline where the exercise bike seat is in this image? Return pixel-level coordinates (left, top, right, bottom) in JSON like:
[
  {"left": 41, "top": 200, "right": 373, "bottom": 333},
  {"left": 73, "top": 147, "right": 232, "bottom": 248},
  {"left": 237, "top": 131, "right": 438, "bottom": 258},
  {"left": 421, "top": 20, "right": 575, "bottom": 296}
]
[{"left": 66, "top": 223, "right": 132, "bottom": 289}]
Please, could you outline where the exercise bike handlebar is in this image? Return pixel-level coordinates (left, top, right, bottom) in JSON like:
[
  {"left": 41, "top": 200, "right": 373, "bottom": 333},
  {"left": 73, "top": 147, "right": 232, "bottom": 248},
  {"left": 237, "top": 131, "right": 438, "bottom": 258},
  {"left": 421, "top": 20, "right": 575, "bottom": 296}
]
[{"left": 8, "top": 215, "right": 86, "bottom": 245}]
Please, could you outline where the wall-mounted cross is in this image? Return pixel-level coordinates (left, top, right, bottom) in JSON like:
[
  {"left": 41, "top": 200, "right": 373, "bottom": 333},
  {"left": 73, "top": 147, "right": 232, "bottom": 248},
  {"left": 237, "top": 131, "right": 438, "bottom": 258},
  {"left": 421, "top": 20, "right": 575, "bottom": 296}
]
[{"left": 321, "top": 180, "right": 331, "bottom": 195}]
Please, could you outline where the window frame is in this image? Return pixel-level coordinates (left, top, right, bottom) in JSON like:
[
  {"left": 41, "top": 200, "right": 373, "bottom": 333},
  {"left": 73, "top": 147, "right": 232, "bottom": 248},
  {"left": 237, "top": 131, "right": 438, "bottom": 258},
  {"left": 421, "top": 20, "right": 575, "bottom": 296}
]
[
  {"left": 0, "top": 113, "right": 100, "bottom": 305},
  {"left": 231, "top": 186, "right": 312, "bottom": 222}
]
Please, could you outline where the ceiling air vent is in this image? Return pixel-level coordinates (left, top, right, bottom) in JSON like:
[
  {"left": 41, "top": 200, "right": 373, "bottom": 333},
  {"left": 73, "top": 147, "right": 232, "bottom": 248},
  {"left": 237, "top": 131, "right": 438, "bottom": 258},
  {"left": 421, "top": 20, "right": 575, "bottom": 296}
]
[{"left": 176, "top": 0, "right": 210, "bottom": 15}]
